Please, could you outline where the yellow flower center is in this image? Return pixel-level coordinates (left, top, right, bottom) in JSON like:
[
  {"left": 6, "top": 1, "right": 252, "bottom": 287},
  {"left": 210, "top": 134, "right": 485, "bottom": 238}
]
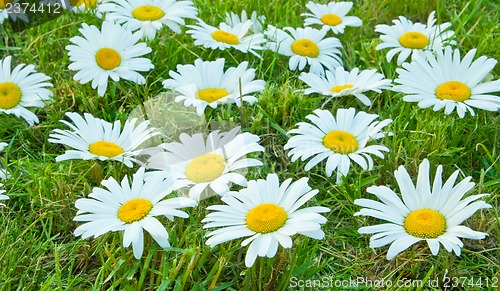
[
  {"left": 70, "top": 0, "right": 98, "bottom": 9},
  {"left": 330, "top": 84, "right": 354, "bottom": 93},
  {"left": 88, "top": 141, "right": 125, "bottom": 158},
  {"left": 211, "top": 30, "right": 240, "bottom": 45},
  {"left": 132, "top": 5, "right": 165, "bottom": 21},
  {"left": 0, "top": 82, "right": 22, "bottom": 109},
  {"left": 246, "top": 203, "right": 288, "bottom": 233},
  {"left": 404, "top": 208, "right": 446, "bottom": 239},
  {"left": 196, "top": 88, "right": 230, "bottom": 103},
  {"left": 185, "top": 153, "right": 225, "bottom": 183},
  {"left": 323, "top": 130, "right": 358, "bottom": 154},
  {"left": 320, "top": 13, "right": 342, "bottom": 26},
  {"left": 398, "top": 32, "right": 429, "bottom": 49},
  {"left": 95, "top": 48, "right": 122, "bottom": 70},
  {"left": 118, "top": 198, "right": 153, "bottom": 223},
  {"left": 0, "top": 0, "right": 13, "bottom": 9},
  {"left": 435, "top": 81, "right": 471, "bottom": 102},
  {"left": 291, "top": 39, "right": 320, "bottom": 58}
]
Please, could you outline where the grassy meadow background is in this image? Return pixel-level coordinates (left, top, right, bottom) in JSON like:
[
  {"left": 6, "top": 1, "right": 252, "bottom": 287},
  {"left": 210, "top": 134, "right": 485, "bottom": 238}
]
[{"left": 0, "top": 0, "right": 499, "bottom": 289}]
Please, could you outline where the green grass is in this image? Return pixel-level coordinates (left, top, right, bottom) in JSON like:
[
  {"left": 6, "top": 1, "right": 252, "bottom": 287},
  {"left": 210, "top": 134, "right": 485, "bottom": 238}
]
[{"left": 1, "top": 0, "right": 499, "bottom": 290}]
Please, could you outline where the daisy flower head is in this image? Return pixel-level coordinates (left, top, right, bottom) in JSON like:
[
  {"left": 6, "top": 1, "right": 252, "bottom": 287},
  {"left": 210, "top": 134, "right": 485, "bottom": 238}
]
[
  {"left": 299, "top": 67, "right": 392, "bottom": 106},
  {"left": 146, "top": 127, "right": 265, "bottom": 201},
  {"left": 302, "top": 1, "right": 362, "bottom": 34},
  {"left": 99, "top": 0, "right": 197, "bottom": 40},
  {"left": 375, "top": 11, "right": 455, "bottom": 65},
  {"left": 394, "top": 46, "right": 500, "bottom": 118},
  {"left": 0, "top": 142, "right": 8, "bottom": 180},
  {"left": 265, "top": 26, "right": 342, "bottom": 75},
  {"left": 74, "top": 167, "right": 197, "bottom": 259},
  {"left": 162, "top": 58, "right": 265, "bottom": 116},
  {"left": 186, "top": 18, "right": 266, "bottom": 58},
  {"left": 70, "top": 0, "right": 105, "bottom": 17},
  {"left": 0, "top": 183, "right": 8, "bottom": 207},
  {"left": 66, "top": 21, "right": 154, "bottom": 96},
  {"left": 0, "top": 0, "right": 29, "bottom": 24},
  {"left": 48, "top": 112, "right": 159, "bottom": 167},
  {"left": 0, "top": 56, "right": 53, "bottom": 125},
  {"left": 202, "top": 173, "right": 330, "bottom": 267},
  {"left": 284, "top": 108, "right": 392, "bottom": 184},
  {"left": 355, "top": 159, "right": 491, "bottom": 260},
  {"left": 225, "top": 10, "right": 265, "bottom": 34}
]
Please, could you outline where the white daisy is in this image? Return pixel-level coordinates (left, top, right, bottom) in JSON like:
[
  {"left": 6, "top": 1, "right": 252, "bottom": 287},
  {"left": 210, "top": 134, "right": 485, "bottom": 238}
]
[
  {"left": 74, "top": 167, "right": 197, "bottom": 259},
  {"left": 0, "top": 142, "right": 8, "bottom": 180},
  {"left": 354, "top": 159, "right": 491, "bottom": 260},
  {"left": 66, "top": 21, "right": 154, "bottom": 96},
  {"left": 0, "top": 183, "right": 8, "bottom": 207},
  {"left": 225, "top": 10, "right": 265, "bottom": 34},
  {"left": 298, "top": 67, "right": 392, "bottom": 106},
  {"left": 145, "top": 127, "right": 264, "bottom": 201},
  {"left": 162, "top": 58, "right": 265, "bottom": 116},
  {"left": 375, "top": 11, "right": 455, "bottom": 65},
  {"left": 0, "top": 56, "right": 53, "bottom": 125},
  {"left": 70, "top": 0, "right": 106, "bottom": 17},
  {"left": 284, "top": 108, "right": 392, "bottom": 184},
  {"left": 48, "top": 112, "right": 159, "bottom": 167},
  {"left": 186, "top": 18, "right": 266, "bottom": 58},
  {"left": 202, "top": 173, "right": 330, "bottom": 267},
  {"left": 265, "top": 25, "right": 342, "bottom": 75},
  {"left": 302, "top": 1, "right": 362, "bottom": 34},
  {"left": 394, "top": 46, "right": 500, "bottom": 118},
  {"left": 99, "top": 0, "right": 197, "bottom": 40},
  {"left": 1, "top": 0, "right": 29, "bottom": 24}
]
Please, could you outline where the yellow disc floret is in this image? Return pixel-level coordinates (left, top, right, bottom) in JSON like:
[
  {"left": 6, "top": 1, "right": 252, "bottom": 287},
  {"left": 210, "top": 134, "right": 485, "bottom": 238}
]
[
  {"left": 89, "top": 141, "right": 125, "bottom": 158},
  {"left": 435, "top": 81, "right": 471, "bottom": 102},
  {"left": 0, "top": 0, "right": 13, "bottom": 9},
  {"left": 330, "top": 84, "right": 354, "bottom": 93},
  {"left": 291, "top": 39, "right": 320, "bottom": 58},
  {"left": 70, "top": 0, "right": 98, "bottom": 9},
  {"left": 246, "top": 203, "right": 288, "bottom": 233},
  {"left": 323, "top": 130, "right": 358, "bottom": 154},
  {"left": 196, "top": 88, "right": 230, "bottom": 103},
  {"left": 0, "top": 82, "right": 22, "bottom": 109},
  {"left": 404, "top": 208, "right": 446, "bottom": 239},
  {"left": 211, "top": 30, "right": 240, "bottom": 45},
  {"left": 132, "top": 5, "right": 165, "bottom": 21},
  {"left": 95, "top": 48, "right": 122, "bottom": 70},
  {"left": 399, "top": 32, "right": 429, "bottom": 49},
  {"left": 320, "top": 13, "right": 342, "bottom": 26},
  {"left": 118, "top": 198, "right": 153, "bottom": 223},
  {"left": 185, "top": 153, "right": 225, "bottom": 183}
]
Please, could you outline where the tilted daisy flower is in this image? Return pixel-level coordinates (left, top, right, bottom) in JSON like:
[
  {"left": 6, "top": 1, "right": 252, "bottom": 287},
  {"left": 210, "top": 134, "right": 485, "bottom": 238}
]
[
  {"left": 0, "top": 142, "right": 9, "bottom": 179},
  {"left": 284, "top": 108, "right": 392, "bottom": 184},
  {"left": 298, "top": 67, "right": 392, "bottom": 106},
  {"left": 70, "top": 0, "right": 105, "bottom": 17},
  {"left": 202, "top": 173, "right": 330, "bottom": 267},
  {"left": 302, "top": 1, "right": 362, "bottom": 34},
  {"left": 265, "top": 26, "right": 342, "bottom": 75},
  {"left": 0, "top": 56, "right": 53, "bottom": 125},
  {"left": 74, "top": 167, "right": 197, "bottom": 259},
  {"left": 162, "top": 58, "right": 265, "bottom": 116},
  {"left": 66, "top": 21, "right": 154, "bottom": 96},
  {"left": 394, "top": 46, "right": 500, "bottom": 118},
  {"left": 225, "top": 10, "right": 265, "bottom": 34},
  {"left": 186, "top": 18, "right": 266, "bottom": 58},
  {"left": 354, "top": 159, "right": 491, "bottom": 260},
  {"left": 0, "top": 0, "right": 29, "bottom": 24},
  {"left": 375, "top": 11, "right": 455, "bottom": 65},
  {"left": 146, "top": 127, "right": 264, "bottom": 201},
  {"left": 99, "top": 0, "right": 197, "bottom": 40},
  {"left": 48, "top": 112, "right": 159, "bottom": 167},
  {"left": 0, "top": 183, "right": 8, "bottom": 207}
]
